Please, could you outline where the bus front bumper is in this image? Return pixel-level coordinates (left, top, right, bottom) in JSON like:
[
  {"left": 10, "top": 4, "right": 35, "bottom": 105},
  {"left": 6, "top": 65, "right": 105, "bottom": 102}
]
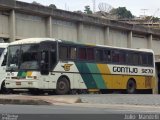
[{"left": 5, "top": 80, "right": 39, "bottom": 89}]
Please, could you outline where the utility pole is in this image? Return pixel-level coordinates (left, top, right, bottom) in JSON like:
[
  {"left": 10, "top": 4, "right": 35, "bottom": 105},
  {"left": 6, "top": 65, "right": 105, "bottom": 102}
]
[
  {"left": 92, "top": 0, "right": 96, "bottom": 13},
  {"left": 141, "top": 9, "right": 148, "bottom": 17}
]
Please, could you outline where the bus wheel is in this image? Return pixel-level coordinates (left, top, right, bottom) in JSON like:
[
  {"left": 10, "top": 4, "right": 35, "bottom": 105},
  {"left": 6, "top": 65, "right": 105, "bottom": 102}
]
[
  {"left": 1, "top": 81, "right": 11, "bottom": 94},
  {"left": 126, "top": 79, "right": 136, "bottom": 94},
  {"left": 56, "top": 77, "right": 70, "bottom": 95}
]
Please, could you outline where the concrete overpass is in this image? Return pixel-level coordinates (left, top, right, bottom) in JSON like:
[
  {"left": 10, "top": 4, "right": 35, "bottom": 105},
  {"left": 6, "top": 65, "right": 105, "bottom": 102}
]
[{"left": 0, "top": 0, "right": 160, "bottom": 56}]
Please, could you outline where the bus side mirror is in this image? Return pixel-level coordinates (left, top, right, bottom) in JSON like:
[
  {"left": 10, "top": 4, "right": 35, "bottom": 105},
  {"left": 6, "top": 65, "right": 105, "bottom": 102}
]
[{"left": 1, "top": 54, "right": 7, "bottom": 66}]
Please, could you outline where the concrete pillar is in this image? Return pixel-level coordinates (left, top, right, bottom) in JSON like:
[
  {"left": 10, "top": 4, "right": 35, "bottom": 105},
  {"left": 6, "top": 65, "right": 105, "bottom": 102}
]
[
  {"left": 147, "top": 34, "right": 152, "bottom": 49},
  {"left": 46, "top": 16, "right": 52, "bottom": 38},
  {"left": 104, "top": 26, "right": 110, "bottom": 45},
  {"left": 147, "top": 34, "right": 157, "bottom": 94},
  {"left": 9, "top": 10, "right": 16, "bottom": 42},
  {"left": 77, "top": 22, "right": 83, "bottom": 42},
  {"left": 127, "top": 31, "right": 132, "bottom": 48}
]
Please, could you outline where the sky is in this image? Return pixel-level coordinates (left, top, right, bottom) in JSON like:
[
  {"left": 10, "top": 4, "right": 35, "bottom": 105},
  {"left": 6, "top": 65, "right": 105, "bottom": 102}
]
[{"left": 17, "top": 0, "right": 160, "bottom": 17}]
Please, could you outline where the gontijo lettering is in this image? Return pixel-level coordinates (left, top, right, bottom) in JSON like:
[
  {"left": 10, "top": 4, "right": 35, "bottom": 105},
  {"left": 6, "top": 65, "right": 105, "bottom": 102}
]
[{"left": 113, "top": 66, "right": 138, "bottom": 73}]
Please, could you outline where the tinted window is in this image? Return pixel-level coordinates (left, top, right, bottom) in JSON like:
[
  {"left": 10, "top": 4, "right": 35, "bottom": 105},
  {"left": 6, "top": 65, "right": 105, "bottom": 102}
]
[
  {"left": 126, "top": 53, "right": 133, "bottom": 65},
  {"left": 119, "top": 52, "right": 126, "bottom": 64},
  {"left": 140, "top": 54, "right": 148, "bottom": 65},
  {"left": 20, "top": 44, "right": 39, "bottom": 70},
  {"left": 104, "top": 50, "right": 111, "bottom": 62},
  {"left": 148, "top": 54, "right": 153, "bottom": 66},
  {"left": 96, "top": 49, "right": 103, "bottom": 62},
  {"left": 7, "top": 46, "right": 21, "bottom": 70},
  {"left": 132, "top": 53, "right": 139, "bottom": 65},
  {"left": 87, "top": 48, "right": 94, "bottom": 60},
  {"left": 69, "top": 47, "right": 77, "bottom": 60},
  {"left": 112, "top": 50, "right": 119, "bottom": 63},
  {"left": 59, "top": 46, "right": 68, "bottom": 60},
  {"left": 78, "top": 48, "right": 86, "bottom": 60}
]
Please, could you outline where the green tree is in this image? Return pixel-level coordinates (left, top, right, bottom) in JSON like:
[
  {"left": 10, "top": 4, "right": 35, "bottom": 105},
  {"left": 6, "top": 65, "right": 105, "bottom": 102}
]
[
  {"left": 49, "top": 4, "right": 57, "bottom": 9},
  {"left": 32, "top": 1, "right": 41, "bottom": 5},
  {"left": 84, "top": 6, "right": 92, "bottom": 14},
  {"left": 145, "top": 16, "right": 160, "bottom": 22},
  {"left": 110, "top": 7, "right": 133, "bottom": 19}
]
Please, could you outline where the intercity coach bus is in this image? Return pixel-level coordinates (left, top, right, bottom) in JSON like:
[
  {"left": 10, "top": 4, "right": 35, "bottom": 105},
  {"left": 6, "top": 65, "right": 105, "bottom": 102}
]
[{"left": 5, "top": 38, "right": 155, "bottom": 94}]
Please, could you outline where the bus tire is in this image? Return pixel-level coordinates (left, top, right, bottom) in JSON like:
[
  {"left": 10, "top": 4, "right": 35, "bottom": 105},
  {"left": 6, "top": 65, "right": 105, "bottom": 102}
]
[
  {"left": 1, "top": 81, "right": 11, "bottom": 94},
  {"left": 56, "top": 77, "right": 70, "bottom": 95},
  {"left": 126, "top": 79, "right": 136, "bottom": 94}
]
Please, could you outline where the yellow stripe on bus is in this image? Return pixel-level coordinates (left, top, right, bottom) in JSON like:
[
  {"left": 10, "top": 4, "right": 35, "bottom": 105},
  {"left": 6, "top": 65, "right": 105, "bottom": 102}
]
[{"left": 27, "top": 71, "right": 32, "bottom": 77}]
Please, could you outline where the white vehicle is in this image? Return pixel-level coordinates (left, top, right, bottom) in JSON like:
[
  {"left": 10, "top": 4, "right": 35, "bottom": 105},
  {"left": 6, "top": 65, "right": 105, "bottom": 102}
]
[
  {"left": 5, "top": 38, "right": 155, "bottom": 95},
  {"left": 0, "top": 43, "right": 9, "bottom": 93}
]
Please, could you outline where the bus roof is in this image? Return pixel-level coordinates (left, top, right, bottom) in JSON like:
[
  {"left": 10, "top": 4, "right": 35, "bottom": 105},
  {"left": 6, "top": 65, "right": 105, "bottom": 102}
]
[
  {"left": 0, "top": 43, "right": 8, "bottom": 48},
  {"left": 9, "top": 38, "right": 153, "bottom": 53},
  {"left": 9, "top": 38, "right": 56, "bottom": 45},
  {"left": 96, "top": 44, "right": 154, "bottom": 53}
]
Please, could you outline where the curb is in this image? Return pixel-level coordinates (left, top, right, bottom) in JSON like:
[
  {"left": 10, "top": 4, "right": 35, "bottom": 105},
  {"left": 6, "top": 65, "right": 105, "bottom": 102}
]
[
  {"left": 0, "top": 95, "right": 82, "bottom": 105},
  {"left": 45, "top": 97, "right": 82, "bottom": 104},
  {"left": 0, "top": 98, "right": 51, "bottom": 105}
]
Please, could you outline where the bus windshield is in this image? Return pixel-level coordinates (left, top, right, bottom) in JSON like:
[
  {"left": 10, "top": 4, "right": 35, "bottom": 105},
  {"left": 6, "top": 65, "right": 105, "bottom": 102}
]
[
  {"left": 7, "top": 44, "right": 39, "bottom": 71},
  {"left": 20, "top": 44, "right": 39, "bottom": 70},
  {"left": 7, "top": 45, "right": 20, "bottom": 71},
  {"left": 0, "top": 48, "right": 4, "bottom": 57}
]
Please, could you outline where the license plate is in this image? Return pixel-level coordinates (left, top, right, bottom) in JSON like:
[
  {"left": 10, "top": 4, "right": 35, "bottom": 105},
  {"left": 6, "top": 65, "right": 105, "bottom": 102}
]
[{"left": 16, "top": 82, "right": 21, "bottom": 85}]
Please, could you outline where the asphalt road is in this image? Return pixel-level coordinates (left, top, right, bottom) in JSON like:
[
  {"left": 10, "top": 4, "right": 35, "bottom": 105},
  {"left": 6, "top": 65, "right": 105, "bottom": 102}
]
[
  {"left": 1, "top": 94, "right": 160, "bottom": 120},
  {"left": 0, "top": 104, "right": 159, "bottom": 114},
  {"left": 1, "top": 104, "right": 160, "bottom": 120}
]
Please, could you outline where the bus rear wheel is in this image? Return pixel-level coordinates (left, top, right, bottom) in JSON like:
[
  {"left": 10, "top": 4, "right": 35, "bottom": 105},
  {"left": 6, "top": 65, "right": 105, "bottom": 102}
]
[
  {"left": 126, "top": 79, "right": 136, "bottom": 94},
  {"left": 56, "top": 77, "right": 70, "bottom": 95}
]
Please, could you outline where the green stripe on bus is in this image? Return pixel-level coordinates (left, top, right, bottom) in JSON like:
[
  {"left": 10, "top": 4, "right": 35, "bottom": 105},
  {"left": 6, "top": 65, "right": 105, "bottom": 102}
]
[
  {"left": 17, "top": 71, "right": 27, "bottom": 77},
  {"left": 75, "top": 62, "right": 97, "bottom": 89},
  {"left": 86, "top": 63, "right": 106, "bottom": 89}
]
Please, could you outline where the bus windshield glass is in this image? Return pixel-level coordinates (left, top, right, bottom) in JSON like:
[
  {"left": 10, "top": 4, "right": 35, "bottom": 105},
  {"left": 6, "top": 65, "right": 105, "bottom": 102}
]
[
  {"left": 20, "top": 44, "right": 39, "bottom": 70},
  {"left": 0, "top": 48, "right": 4, "bottom": 57},
  {"left": 7, "top": 45, "right": 21, "bottom": 71},
  {"left": 7, "top": 44, "right": 39, "bottom": 71}
]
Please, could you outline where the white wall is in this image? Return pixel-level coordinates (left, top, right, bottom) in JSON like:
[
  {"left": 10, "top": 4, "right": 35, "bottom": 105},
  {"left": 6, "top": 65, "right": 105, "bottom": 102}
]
[
  {"left": 83, "top": 24, "right": 104, "bottom": 45},
  {"left": 132, "top": 34, "right": 147, "bottom": 49},
  {"left": 16, "top": 13, "right": 46, "bottom": 39},
  {"left": 0, "top": 13, "right": 9, "bottom": 38},
  {"left": 152, "top": 38, "right": 160, "bottom": 55},
  {"left": 109, "top": 29, "right": 128, "bottom": 47},
  {"left": 52, "top": 19, "right": 77, "bottom": 42}
]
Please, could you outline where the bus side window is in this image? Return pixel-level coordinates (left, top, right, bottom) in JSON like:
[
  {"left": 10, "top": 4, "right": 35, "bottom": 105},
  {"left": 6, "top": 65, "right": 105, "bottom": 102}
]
[
  {"left": 132, "top": 53, "right": 139, "bottom": 65},
  {"left": 112, "top": 50, "right": 119, "bottom": 63},
  {"left": 126, "top": 53, "right": 133, "bottom": 65},
  {"left": 104, "top": 50, "right": 111, "bottom": 62},
  {"left": 95, "top": 49, "right": 103, "bottom": 62},
  {"left": 68, "top": 47, "right": 77, "bottom": 60},
  {"left": 139, "top": 54, "right": 148, "bottom": 66},
  {"left": 148, "top": 54, "right": 153, "bottom": 66},
  {"left": 78, "top": 47, "right": 86, "bottom": 60},
  {"left": 119, "top": 52, "right": 126, "bottom": 64},
  {"left": 87, "top": 48, "right": 94, "bottom": 61},
  {"left": 59, "top": 46, "right": 68, "bottom": 60}
]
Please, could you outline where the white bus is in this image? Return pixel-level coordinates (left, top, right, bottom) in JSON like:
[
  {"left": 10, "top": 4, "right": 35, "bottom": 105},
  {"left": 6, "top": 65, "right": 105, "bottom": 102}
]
[
  {"left": 5, "top": 38, "right": 155, "bottom": 94},
  {"left": 0, "top": 43, "right": 9, "bottom": 93}
]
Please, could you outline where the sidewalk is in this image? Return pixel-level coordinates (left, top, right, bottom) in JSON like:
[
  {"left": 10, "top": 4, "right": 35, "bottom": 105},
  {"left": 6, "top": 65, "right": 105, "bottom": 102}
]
[{"left": 0, "top": 95, "right": 82, "bottom": 105}]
